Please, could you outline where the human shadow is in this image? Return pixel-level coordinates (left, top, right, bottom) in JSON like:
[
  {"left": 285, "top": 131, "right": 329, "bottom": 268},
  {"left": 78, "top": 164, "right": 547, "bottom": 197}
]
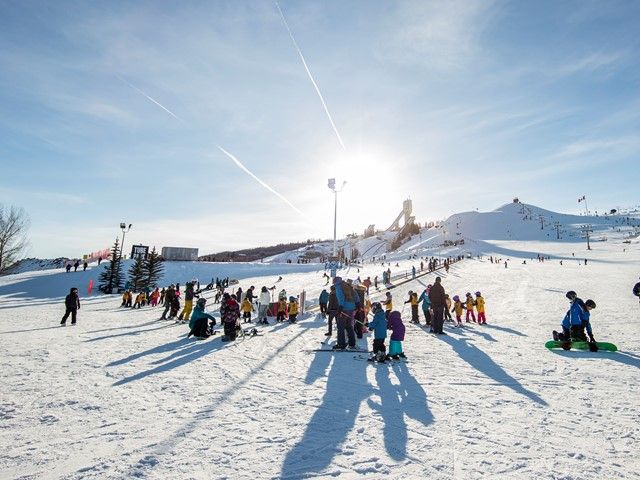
[
  {"left": 85, "top": 319, "right": 162, "bottom": 334},
  {"left": 85, "top": 323, "right": 178, "bottom": 343},
  {"left": 368, "top": 361, "right": 434, "bottom": 461},
  {"left": 439, "top": 335, "right": 548, "bottom": 406},
  {"left": 111, "top": 335, "right": 227, "bottom": 386},
  {"left": 481, "top": 323, "right": 527, "bottom": 337},
  {"left": 549, "top": 350, "right": 640, "bottom": 369},
  {"left": 0, "top": 325, "right": 63, "bottom": 335},
  {"left": 462, "top": 326, "right": 497, "bottom": 342},
  {"left": 280, "top": 355, "right": 371, "bottom": 479}
]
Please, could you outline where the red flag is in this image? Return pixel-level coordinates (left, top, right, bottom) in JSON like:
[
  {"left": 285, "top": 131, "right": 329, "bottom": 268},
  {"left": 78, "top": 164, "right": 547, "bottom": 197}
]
[{"left": 88, "top": 279, "right": 94, "bottom": 295}]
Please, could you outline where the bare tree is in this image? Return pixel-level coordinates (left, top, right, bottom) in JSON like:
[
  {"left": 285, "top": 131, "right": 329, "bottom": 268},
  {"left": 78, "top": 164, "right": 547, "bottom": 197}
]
[{"left": 0, "top": 204, "right": 30, "bottom": 273}]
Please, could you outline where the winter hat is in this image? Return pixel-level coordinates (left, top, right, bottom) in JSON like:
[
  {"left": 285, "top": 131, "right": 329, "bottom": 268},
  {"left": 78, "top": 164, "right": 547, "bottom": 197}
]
[
  {"left": 453, "top": 295, "right": 460, "bottom": 302},
  {"left": 435, "top": 277, "right": 442, "bottom": 283},
  {"left": 197, "top": 298, "right": 207, "bottom": 307},
  {"left": 333, "top": 276, "right": 342, "bottom": 284},
  {"left": 475, "top": 291, "right": 481, "bottom": 296},
  {"left": 389, "top": 311, "right": 402, "bottom": 323},
  {"left": 565, "top": 290, "right": 577, "bottom": 300}
]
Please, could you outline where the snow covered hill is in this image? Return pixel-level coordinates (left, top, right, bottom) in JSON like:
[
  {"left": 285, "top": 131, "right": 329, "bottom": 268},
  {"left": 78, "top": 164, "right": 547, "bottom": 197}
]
[{"left": 1, "top": 228, "right": 639, "bottom": 479}]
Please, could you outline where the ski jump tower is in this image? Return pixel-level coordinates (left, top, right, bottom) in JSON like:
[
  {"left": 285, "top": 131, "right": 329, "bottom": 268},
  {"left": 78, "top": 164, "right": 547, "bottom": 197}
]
[{"left": 387, "top": 199, "right": 415, "bottom": 231}]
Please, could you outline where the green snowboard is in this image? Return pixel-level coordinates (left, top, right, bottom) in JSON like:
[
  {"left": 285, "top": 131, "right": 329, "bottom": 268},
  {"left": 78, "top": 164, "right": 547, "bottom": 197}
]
[{"left": 545, "top": 340, "right": 618, "bottom": 352}]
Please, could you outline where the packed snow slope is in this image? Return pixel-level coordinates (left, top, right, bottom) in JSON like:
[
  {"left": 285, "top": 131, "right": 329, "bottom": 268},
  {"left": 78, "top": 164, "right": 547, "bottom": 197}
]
[{"left": 0, "top": 229, "right": 639, "bottom": 479}]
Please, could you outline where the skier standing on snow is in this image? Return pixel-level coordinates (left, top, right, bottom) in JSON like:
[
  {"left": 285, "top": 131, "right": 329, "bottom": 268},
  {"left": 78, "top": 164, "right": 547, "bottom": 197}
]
[
  {"left": 60, "top": 287, "right": 80, "bottom": 326},
  {"left": 319, "top": 289, "right": 329, "bottom": 318},
  {"left": 429, "top": 277, "right": 447, "bottom": 334},
  {"left": 451, "top": 295, "right": 464, "bottom": 327},
  {"left": 367, "top": 302, "right": 387, "bottom": 363},
  {"left": 475, "top": 292, "right": 486, "bottom": 324},
  {"left": 160, "top": 285, "right": 175, "bottom": 320},
  {"left": 325, "top": 285, "right": 338, "bottom": 336},
  {"left": 418, "top": 286, "right": 432, "bottom": 326},
  {"left": 221, "top": 293, "right": 240, "bottom": 342},
  {"left": 444, "top": 294, "right": 452, "bottom": 321},
  {"left": 382, "top": 291, "right": 393, "bottom": 319},
  {"left": 404, "top": 291, "right": 419, "bottom": 323},
  {"left": 331, "top": 277, "right": 359, "bottom": 350},
  {"left": 258, "top": 286, "right": 271, "bottom": 324},
  {"left": 465, "top": 293, "right": 477, "bottom": 323},
  {"left": 386, "top": 310, "right": 406, "bottom": 359}
]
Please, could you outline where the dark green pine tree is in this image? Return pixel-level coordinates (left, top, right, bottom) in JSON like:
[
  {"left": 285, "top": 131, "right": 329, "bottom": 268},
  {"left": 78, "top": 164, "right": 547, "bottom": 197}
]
[
  {"left": 98, "top": 238, "right": 124, "bottom": 294},
  {"left": 142, "top": 247, "right": 164, "bottom": 289},
  {"left": 128, "top": 255, "right": 146, "bottom": 292}
]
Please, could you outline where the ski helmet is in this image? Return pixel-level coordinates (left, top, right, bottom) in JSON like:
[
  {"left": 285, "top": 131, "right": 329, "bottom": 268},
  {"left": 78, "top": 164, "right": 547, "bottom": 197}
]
[
  {"left": 585, "top": 299, "right": 596, "bottom": 309},
  {"left": 565, "top": 290, "right": 577, "bottom": 300},
  {"left": 371, "top": 302, "right": 382, "bottom": 313},
  {"left": 452, "top": 295, "right": 460, "bottom": 302},
  {"left": 475, "top": 291, "right": 481, "bottom": 296}
]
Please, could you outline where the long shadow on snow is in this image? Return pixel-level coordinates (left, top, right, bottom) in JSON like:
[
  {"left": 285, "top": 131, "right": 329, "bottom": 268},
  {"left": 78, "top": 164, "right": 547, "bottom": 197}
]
[
  {"left": 549, "top": 350, "right": 640, "bottom": 369},
  {"left": 370, "top": 361, "right": 433, "bottom": 461},
  {"left": 121, "top": 319, "right": 318, "bottom": 476},
  {"left": 0, "top": 325, "right": 63, "bottom": 335},
  {"left": 482, "top": 323, "right": 527, "bottom": 337},
  {"left": 438, "top": 335, "right": 548, "bottom": 406},
  {"left": 85, "top": 323, "right": 178, "bottom": 343},
  {"left": 281, "top": 351, "right": 433, "bottom": 477}
]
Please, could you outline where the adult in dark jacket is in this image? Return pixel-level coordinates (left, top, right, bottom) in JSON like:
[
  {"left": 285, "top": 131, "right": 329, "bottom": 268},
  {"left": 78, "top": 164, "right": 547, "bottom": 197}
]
[
  {"left": 332, "top": 277, "right": 359, "bottom": 349},
  {"left": 160, "top": 285, "right": 176, "bottom": 320},
  {"left": 325, "top": 286, "right": 338, "bottom": 336},
  {"left": 634, "top": 279, "right": 640, "bottom": 304},
  {"left": 61, "top": 287, "right": 80, "bottom": 325},
  {"left": 429, "top": 276, "right": 447, "bottom": 334}
]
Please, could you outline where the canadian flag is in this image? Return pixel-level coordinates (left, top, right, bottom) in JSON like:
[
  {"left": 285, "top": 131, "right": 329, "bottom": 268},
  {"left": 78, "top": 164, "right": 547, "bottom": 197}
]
[{"left": 578, "top": 195, "right": 586, "bottom": 203}]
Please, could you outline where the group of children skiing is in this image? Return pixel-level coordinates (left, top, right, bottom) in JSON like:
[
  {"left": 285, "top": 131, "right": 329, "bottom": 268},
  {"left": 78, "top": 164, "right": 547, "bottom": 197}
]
[{"left": 403, "top": 287, "right": 487, "bottom": 329}]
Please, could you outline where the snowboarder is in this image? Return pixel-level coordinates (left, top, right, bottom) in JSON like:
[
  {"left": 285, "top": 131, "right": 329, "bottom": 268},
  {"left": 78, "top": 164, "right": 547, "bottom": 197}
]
[
  {"left": 418, "top": 286, "right": 432, "bottom": 325},
  {"left": 553, "top": 291, "right": 596, "bottom": 344},
  {"left": 386, "top": 310, "right": 406, "bottom": 360},
  {"left": 367, "top": 302, "right": 387, "bottom": 363},
  {"left": 187, "top": 298, "right": 217, "bottom": 339},
  {"left": 60, "top": 287, "right": 80, "bottom": 325}
]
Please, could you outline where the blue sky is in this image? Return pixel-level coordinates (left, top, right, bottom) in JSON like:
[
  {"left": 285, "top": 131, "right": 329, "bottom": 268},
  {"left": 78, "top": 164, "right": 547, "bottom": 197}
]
[{"left": 1, "top": 0, "right": 638, "bottom": 258}]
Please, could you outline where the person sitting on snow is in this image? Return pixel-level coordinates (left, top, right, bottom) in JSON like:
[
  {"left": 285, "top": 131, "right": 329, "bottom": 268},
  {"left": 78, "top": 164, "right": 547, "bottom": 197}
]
[
  {"left": 553, "top": 291, "right": 596, "bottom": 344},
  {"left": 188, "top": 298, "right": 217, "bottom": 339}
]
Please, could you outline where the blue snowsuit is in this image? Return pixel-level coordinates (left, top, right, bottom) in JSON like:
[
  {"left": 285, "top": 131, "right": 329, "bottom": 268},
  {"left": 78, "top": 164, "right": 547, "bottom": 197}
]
[
  {"left": 368, "top": 310, "right": 387, "bottom": 358},
  {"left": 561, "top": 298, "right": 591, "bottom": 340}
]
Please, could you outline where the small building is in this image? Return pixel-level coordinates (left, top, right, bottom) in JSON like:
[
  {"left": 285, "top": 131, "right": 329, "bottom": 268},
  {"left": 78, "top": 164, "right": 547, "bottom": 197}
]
[{"left": 161, "top": 246, "right": 199, "bottom": 261}]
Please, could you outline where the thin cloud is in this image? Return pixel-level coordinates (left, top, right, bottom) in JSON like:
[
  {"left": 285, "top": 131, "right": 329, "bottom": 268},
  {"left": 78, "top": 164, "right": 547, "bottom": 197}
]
[
  {"left": 116, "top": 75, "right": 185, "bottom": 123},
  {"left": 217, "top": 146, "right": 303, "bottom": 215},
  {"left": 275, "top": 1, "right": 346, "bottom": 150}
]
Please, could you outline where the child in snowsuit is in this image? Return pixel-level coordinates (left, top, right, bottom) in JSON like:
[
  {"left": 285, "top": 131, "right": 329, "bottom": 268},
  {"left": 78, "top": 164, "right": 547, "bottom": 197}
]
[
  {"left": 121, "top": 290, "right": 132, "bottom": 307},
  {"left": 150, "top": 288, "right": 160, "bottom": 307},
  {"left": 451, "top": 295, "right": 464, "bottom": 327},
  {"left": 288, "top": 296, "right": 299, "bottom": 323},
  {"left": 418, "top": 287, "right": 432, "bottom": 325},
  {"left": 386, "top": 310, "right": 406, "bottom": 359},
  {"left": 404, "top": 291, "right": 419, "bottom": 323},
  {"left": 188, "top": 298, "right": 217, "bottom": 339},
  {"left": 382, "top": 292, "right": 393, "bottom": 319},
  {"left": 241, "top": 298, "right": 254, "bottom": 323},
  {"left": 368, "top": 302, "right": 387, "bottom": 362},
  {"left": 465, "top": 293, "right": 476, "bottom": 323},
  {"left": 319, "top": 289, "right": 329, "bottom": 318},
  {"left": 475, "top": 292, "right": 486, "bottom": 324},
  {"left": 221, "top": 294, "right": 240, "bottom": 342},
  {"left": 276, "top": 298, "right": 288, "bottom": 322},
  {"left": 444, "top": 294, "right": 452, "bottom": 321}
]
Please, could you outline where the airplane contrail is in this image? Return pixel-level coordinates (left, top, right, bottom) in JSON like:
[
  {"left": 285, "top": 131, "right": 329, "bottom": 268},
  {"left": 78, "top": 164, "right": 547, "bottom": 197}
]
[
  {"left": 217, "top": 146, "right": 302, "bottom": 215},
  {"left": 275, "top": 1, "right": 346, "bottom": 150},
  {"left": 116, "top": 75, "right": 185, "bottom": 123}
]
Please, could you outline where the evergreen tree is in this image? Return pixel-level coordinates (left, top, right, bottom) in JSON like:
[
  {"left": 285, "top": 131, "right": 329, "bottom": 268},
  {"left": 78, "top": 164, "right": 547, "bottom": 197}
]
[
  {"left": 128, "top": 255, "right": 145, "bottom": 292},
  {"left": 142, "top": 247, "right": 164, "bottom": 289},
  {"left": 98, "top": 238, "right": 124, "bottom": 294}
]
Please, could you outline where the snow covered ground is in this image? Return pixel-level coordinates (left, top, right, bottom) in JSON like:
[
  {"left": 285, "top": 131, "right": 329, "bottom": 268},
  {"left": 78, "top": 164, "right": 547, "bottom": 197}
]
[{"left": 1, "top": 223, "right": 639, "bottom": 478}]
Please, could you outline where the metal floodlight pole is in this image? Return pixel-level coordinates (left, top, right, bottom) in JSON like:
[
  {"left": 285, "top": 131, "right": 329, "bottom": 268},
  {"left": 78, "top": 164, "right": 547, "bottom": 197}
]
[
  {"left": 120, "top": 222, "right": 132, "bottom": 260},
  {"left": 328, "top": 179, "right": 347, "bottom": 258}
]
